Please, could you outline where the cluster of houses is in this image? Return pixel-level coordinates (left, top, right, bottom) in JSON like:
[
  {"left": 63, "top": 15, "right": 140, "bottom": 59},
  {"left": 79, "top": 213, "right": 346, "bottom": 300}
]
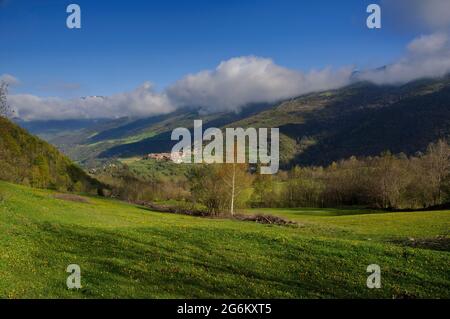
[
  {"left": 143, "top": 152, "right": 189, "bottom": 163},
  {"left": 143, "top": 153, "right": 173, "bottom": 161}
]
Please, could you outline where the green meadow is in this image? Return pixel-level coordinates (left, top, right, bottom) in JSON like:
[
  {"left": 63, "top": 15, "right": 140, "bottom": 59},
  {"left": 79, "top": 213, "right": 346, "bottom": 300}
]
[{"left": 0, "top": 181, "right": 449, "bottom": 299}]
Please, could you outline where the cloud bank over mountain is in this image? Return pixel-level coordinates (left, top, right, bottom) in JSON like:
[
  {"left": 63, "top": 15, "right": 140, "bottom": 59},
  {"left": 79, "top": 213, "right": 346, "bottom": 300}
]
[
  {"left": 357, "top": 32, "right": 450, "bottom": 84},
  {"left": 4, "top": 1, "right": 450, "bottom": 120},
  {"left": 4, "top": 60, "right": 354, "bottom": 120},
  {"left": 8, "top": 82, "right": 174, "bottom": 121},
  {"left": 360, "top": 0, "right": 450, "bottom": 84},
  {"left": 7, "top": 39, "right": 450, "bottom": 120},
  {"left": 167, "top": 57, "right": 352, "bottom": 113}
]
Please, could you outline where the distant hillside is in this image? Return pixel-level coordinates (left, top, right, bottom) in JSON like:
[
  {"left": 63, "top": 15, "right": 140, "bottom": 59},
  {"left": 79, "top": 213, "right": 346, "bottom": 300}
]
[
  {"left": 21, "top": 76, "right": 450, "bottom": 168},
  {"left": 229, "top": 76, "right": 450, "bottom": 166},
  {"left": 15, "top": 118, "right": 110, "bottom": 141},
  {"left": 34, "top": 103, "right": 273, "bottom": 165},
  {"left": 0, "top": 117, "right": 101, "bottom": 193}
]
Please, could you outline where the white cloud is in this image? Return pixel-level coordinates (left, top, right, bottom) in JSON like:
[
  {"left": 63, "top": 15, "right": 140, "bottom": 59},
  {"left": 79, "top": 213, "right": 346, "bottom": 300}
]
[
  {"left": 167, "top": 56, "right": 353, "bottom": 113},
  {"left": 8, "top": 44, "right": 450, "bottom": 120},
  {"left": 408, "top": 33, "right": 448, "bottom": 55},
  {"left": 358, "top": 32, "right": 450, "bottom": 85},
  {"left": 354, "top": 0, "right": 450, "bottom": 85},
  {"left": 0, "top": 74, "right": 20, "bottom": 86},
  {"left": 7, "top": 32, "right": 450, "bottom": 120},
  {"left": 9, "top": 82, "right": 175, "bottom": 121},
  {"left": 5, "top": 2, "right": 450, "bottom": 121},
  {"left": 7, "top": 57, "right": 354, "bottom": 120}
]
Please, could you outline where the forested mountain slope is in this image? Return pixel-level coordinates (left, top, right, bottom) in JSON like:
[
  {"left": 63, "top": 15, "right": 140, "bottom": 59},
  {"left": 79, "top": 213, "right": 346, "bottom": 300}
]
[{"left": 0, "top": 117, "right": 101, "bottom": 193}]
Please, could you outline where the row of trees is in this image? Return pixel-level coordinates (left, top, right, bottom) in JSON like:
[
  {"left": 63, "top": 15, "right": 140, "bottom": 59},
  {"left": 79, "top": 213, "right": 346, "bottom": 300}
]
[
  {"left": 252, "top": 140, "right": 450, "bottom": 209},
  {"left": 99, "top": 139, "right": 450, "bottom": 214},
  {"left": 94, "top": 161, "right": 255, "bottom": 215},
  {"left": 94, "top": 164, "right": 190, "bottom": 202}
]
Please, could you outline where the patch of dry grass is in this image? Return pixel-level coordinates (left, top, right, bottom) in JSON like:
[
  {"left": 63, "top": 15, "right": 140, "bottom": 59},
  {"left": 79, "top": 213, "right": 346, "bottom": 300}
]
[{"left": 53, "top": 193, "right": 90, "bottom": 203}]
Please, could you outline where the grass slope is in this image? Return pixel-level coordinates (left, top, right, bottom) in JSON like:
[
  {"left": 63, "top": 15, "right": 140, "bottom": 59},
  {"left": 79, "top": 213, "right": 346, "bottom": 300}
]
[{"left": 0, "top": 181, "right": 449, "bottom": 299}]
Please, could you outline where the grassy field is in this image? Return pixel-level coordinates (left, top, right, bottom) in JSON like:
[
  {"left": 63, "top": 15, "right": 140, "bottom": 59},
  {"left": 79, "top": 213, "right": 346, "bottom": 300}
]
[{"left": 0, "top": 181, "right": 449, "bottom": 299}]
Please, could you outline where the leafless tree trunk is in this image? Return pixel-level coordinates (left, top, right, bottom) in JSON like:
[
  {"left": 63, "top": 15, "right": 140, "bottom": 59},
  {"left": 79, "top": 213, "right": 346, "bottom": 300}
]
[
  {"left": 424, "top": 139, "right": 450, "bottom": 205},
  {"left": 0, "top": 81, "right": 10, "bottom": 117},
  {"left": 230, "top": 162, "right": 236, "bottom": 216}
]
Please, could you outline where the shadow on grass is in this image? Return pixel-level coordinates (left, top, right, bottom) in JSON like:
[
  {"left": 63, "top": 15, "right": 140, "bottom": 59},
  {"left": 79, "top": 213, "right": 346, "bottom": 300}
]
[
  {"left": 32, "top": 221, "right": 335, "bottom": 298},
  {"left": 28, "top": 220, "right": 450, "bottom": 299}
]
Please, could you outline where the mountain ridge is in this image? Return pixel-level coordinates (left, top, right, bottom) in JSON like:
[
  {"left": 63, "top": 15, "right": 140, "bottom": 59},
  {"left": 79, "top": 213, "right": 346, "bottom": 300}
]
[{"left": 19, "top": 76, "right": 450, "bottom": 168}]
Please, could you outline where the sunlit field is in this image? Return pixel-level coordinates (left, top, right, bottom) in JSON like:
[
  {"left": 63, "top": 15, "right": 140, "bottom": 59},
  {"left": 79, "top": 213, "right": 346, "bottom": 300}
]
[{"left": 1, "top": 181, "right": 448, "bottom": 299}]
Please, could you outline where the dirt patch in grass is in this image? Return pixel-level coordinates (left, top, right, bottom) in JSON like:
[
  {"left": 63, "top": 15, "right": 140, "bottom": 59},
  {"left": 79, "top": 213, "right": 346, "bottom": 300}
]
[
  {"left": 53, "top": 193, "right": 90, "bottom": 204},
  {"left": 234, "top": 213, "right": 298, "bottom": 226},
  {"left": 135, "top": 201, "right": 297, "bottom": 226},
  {"left": 135, "top": 201, "right": 207, "bottom": 216},
  {"left": 392, "top": 236, "right": 450, "bottom": 252}
]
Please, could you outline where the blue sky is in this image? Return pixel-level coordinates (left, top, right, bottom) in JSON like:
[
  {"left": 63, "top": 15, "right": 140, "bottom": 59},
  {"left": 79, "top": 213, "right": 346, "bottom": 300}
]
[
  {"left": 1, "top": 0, "right": 413, "bottom": 98},
  {"left": 3, "top": 0, "right": 449, "bottom": 121}
]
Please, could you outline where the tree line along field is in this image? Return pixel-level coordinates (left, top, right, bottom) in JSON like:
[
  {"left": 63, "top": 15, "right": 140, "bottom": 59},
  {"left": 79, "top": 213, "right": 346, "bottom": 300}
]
[
  {"left": 85, "top": 139, "right": 450, "bottom": 218},
  {"left": 0, "top": 181, "right": 448, "bottom": 299}
]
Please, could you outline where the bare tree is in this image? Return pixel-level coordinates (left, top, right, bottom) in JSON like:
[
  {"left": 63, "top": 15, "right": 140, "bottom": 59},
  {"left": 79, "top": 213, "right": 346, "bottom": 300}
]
[
  {"left": 424, "top": 139, "right": 450, "bottom": 205},
  {"left": 0, "top": 81, "right": 11, "bottom": 118},
  {"left": 218, "top": 162, "right": 253, "bottom": 216},
  {"left": 376, "top": 154, "right": 403, "bottom": 208}
]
